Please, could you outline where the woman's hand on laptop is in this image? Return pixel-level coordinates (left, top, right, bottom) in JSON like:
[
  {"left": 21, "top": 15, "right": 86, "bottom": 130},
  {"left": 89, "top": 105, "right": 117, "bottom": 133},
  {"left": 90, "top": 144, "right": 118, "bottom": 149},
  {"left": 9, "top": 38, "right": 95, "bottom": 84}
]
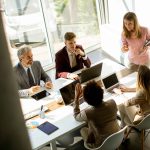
[
  {"left": 45, "top": 81, "right": 53, "bottom": 89},
  {"left": 119, "top": 85, "right": 136, "bottom": 92}
]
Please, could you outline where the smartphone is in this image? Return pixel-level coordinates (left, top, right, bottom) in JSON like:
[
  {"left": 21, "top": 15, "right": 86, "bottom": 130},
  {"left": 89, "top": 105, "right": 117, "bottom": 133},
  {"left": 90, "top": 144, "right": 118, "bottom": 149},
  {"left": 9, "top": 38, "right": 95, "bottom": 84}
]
[
  {"left": 31, "top": 90, "right": 50, "bottom": 100},
  {"left": 37, "top": 121, "right": 58, "bottom": 135}
]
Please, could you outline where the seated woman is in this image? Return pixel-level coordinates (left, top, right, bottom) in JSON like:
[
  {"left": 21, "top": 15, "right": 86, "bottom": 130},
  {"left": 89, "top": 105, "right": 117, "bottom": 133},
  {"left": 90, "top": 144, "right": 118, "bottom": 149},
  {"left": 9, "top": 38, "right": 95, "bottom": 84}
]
[
  {"left": 118, "top": 65, "right": 150, "bottom": 127},
  {"left": 73, "top": 81, "right": 120, "bottom": 149}
]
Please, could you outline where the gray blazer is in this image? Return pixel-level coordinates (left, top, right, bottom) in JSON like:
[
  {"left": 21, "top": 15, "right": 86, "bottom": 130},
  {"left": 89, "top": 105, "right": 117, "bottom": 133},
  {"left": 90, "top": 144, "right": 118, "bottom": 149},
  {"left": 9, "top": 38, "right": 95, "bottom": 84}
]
[{"left": 14, "top": 61, "right": 51, "bottom": 90}]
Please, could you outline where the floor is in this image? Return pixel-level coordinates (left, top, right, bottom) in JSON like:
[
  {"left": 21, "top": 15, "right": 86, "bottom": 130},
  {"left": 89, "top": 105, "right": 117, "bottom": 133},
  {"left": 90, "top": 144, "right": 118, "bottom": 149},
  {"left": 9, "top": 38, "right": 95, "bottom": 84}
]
[{"left": 41, "top": 48, "right": 150, "bottom": 150}]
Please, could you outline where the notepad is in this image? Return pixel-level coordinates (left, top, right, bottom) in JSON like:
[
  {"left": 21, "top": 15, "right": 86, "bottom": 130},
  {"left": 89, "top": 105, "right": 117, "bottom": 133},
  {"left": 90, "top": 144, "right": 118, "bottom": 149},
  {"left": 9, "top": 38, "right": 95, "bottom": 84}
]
[{"left": 37, "top": 121, "right": 58, "bottom": 135}]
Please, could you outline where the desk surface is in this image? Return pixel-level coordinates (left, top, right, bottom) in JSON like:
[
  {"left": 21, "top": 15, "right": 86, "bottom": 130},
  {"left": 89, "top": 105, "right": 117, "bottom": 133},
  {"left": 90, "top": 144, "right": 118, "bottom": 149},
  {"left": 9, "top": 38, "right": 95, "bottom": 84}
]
[
  {"left": 28, "top": 104, "right": 88, "bottom": 150},
  {"left": 27, "top": 58, "right": 135, "bottom": 150},
  {"left": 28, "top": 75, "right": 137, "bottom": 150}
]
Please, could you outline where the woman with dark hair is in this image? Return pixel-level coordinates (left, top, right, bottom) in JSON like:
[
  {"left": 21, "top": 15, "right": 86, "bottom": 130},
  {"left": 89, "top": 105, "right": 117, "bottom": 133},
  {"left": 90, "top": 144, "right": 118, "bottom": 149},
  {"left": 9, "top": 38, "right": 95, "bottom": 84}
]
[
  {"left": 73, "top": 81, "right": 120, "bottom": 149},
  {"left": 121, "top": 12, "right": 150, "bottom": 68},
  {"left": 118, "top": 65, "right": 150, "bottom": 126}
]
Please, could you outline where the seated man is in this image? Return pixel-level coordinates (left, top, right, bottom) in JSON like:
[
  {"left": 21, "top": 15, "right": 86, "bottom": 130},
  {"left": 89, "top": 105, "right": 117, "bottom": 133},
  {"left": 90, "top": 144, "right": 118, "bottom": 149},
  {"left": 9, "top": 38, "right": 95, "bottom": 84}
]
[
  {"left": 55, "top": 32, "right": 91, "bottom": 80},
  {"left": 14, "top": 45, "right": 53, "bottom": 97}
]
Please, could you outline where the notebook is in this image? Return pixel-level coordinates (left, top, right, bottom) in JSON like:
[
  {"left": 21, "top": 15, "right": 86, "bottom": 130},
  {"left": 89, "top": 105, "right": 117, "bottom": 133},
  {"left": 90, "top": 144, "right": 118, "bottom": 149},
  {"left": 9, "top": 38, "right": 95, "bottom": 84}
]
[
  {"left": 102, "top": 73, "right": 120, "bottom": 92},
  {"left": 79, "top": 62, "right": 103, "bottom": 83},
  {"left": 37, "top": 121, "right": 58, "bottom": 135},
  {"left": 59, "top": 80, "right": 84, "bottom": 105}
]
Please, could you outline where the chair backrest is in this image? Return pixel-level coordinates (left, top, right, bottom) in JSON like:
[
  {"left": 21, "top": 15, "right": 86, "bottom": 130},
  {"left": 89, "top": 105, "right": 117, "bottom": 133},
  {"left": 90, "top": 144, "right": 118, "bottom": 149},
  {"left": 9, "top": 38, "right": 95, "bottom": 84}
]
[
  {"left": 135, "top": 114, "right": 150, "bottom": 130},
  {"left": 84, "top": 126, "right": 127, "bottom": 150}
]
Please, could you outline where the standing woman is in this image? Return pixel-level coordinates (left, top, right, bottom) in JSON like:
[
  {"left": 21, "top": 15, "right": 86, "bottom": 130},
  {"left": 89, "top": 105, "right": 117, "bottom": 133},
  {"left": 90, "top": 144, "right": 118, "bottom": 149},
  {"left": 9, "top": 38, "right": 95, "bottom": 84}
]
[{"left": 121, "top": 12, "right": 150, "bottom": 68}]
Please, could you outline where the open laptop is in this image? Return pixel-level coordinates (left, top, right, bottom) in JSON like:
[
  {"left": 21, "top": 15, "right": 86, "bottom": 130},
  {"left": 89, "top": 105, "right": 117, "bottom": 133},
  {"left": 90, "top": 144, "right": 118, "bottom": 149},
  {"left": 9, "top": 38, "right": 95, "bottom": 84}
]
[
  {"left": 102, "top": 73, "right": 120, "bottom": 93},
  {"left": 79, "top": 62, "right": 103, "bottom": 83},
  {"left": 59, "top": 80, "right": 84, "bottom": 106}
]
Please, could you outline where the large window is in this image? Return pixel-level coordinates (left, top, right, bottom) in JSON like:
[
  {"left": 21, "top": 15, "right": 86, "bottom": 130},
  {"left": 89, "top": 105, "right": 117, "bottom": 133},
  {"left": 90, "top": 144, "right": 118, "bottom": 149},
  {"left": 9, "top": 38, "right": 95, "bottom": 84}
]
[
  {"left": 3, "top": 0, "right": 53, "bottom": 69},
  {"left": 3, "top": 0, "right": 101, "bottom": 69}
]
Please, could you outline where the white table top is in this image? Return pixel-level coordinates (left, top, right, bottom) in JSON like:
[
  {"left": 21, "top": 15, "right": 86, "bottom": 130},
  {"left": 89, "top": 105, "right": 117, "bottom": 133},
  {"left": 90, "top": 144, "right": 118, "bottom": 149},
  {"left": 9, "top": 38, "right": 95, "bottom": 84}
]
[{"left": 27, "top": 59, "right": 135, "bottom": 150}]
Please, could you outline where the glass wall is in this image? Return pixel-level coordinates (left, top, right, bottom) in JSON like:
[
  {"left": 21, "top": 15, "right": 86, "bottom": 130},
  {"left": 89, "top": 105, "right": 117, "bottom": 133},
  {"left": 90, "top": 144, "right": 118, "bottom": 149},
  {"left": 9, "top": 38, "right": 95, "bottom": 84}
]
[
  {"left": 3, "top": 0, "right": 101, "bottom": 69},
  {"left": 3, "top": 0, "right": 53, "bottom": 69}
]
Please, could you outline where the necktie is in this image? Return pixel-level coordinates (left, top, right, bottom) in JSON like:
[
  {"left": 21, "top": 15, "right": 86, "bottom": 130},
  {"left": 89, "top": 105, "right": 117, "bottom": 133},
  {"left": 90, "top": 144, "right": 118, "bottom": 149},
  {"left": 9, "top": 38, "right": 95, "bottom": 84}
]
[
  {"left": 27, "top": 68, "right": 35, "bottom": 87},
  {"left": 70, "top": 54, "right": 77, "bottom": 68}
]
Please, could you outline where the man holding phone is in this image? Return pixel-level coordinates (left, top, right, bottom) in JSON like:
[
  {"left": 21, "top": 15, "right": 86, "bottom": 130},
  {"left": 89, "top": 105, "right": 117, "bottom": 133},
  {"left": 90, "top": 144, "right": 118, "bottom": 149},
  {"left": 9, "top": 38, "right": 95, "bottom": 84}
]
[
  {"left": 14, "top": 45, "right": 53, "bottom": 97},
  {"left": 55, "top": 32, "right": 91, "bottom": 80}
]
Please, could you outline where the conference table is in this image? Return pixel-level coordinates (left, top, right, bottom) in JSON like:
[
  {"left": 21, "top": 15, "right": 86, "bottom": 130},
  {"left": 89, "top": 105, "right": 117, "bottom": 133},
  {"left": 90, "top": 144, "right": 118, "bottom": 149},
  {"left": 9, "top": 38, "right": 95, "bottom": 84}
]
[{"left": 25, "top": 58, "right": 136, "bottom": 150}]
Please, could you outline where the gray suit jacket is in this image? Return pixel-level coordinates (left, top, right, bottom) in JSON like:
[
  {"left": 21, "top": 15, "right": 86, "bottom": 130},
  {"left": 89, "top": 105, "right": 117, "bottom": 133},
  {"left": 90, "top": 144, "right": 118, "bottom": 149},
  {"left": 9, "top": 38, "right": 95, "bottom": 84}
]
[{"left": 14, "top": 61, "right": 51, "bottom": 90}]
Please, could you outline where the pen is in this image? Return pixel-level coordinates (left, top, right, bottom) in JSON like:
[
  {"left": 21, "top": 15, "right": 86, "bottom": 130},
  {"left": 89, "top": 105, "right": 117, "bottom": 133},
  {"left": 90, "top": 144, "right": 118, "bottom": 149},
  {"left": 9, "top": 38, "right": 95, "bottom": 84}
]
[{"left": 41, "top": 105, "right": 43, "bottom": 111}]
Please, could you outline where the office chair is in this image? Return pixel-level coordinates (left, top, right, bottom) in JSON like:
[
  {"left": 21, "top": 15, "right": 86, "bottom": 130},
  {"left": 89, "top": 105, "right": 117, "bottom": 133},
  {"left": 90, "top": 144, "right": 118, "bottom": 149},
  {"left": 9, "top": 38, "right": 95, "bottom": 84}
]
[
  {"left": 84, "top": 126, "right": 127, "bottom": 150},
  {"left": 124, "top": 114, "right": 150, "bottom": 150}
]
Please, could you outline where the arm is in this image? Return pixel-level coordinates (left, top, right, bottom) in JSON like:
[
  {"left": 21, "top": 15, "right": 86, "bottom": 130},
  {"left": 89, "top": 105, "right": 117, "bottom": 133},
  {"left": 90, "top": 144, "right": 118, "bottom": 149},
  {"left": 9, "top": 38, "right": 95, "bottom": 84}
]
[
  {"left": 75, "top": 46, "right": 91, "bottom": 68},
  {"left": 120, "top": 85, "right": 136, "bottom": 92},
  {"left": 125, "top": 91, "right": 145, "bottom": 107},
  {"left": 55, "top": 51, "right": 69, "bottom": 78},
  {"left": 38, "top": 61, "right": 51, "bottom": 82},
  {"left": 18, "top": 86, "right": 40, "bottom": 97},
  {"left": 37, "top": 62, "right": 52, "bottom": 88},
  {"left": 121, "top": 32, "right": 129, "bottom": 52},
  {"left": 73, "top": 83, "right": 87, "bottom": 122}
]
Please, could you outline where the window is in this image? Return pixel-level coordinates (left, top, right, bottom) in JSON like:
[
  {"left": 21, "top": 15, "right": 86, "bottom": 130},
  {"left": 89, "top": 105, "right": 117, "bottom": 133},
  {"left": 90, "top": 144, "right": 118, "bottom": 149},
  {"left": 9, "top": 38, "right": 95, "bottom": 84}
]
[{"left": 3, "top": 0, "right": 101, "bottom": 69}]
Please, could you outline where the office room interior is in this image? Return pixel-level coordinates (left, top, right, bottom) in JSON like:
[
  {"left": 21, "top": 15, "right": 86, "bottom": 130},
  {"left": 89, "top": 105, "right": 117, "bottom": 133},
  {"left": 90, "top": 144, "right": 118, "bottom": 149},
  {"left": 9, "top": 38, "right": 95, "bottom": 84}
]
[{"left": 1, "top": 0, "right": 150, "bottom": 150}]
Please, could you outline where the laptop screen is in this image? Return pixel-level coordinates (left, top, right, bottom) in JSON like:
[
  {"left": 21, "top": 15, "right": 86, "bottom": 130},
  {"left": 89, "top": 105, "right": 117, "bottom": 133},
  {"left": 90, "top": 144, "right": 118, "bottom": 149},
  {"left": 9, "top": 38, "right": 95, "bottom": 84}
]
[
  {"left": 80, "top": 62, "right": 103, "bottom": 83},
  {"left": 59, "top": 80, "right": 80, "bottom": 105},
  {"left": 102, "top": 73, "right": 119, "bottom": 91}
]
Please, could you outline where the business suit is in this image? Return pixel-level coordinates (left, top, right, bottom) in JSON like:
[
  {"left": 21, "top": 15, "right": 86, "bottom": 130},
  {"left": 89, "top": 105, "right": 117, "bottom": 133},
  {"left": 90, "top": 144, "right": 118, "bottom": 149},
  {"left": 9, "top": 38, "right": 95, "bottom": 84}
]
[
  {"left": 55, "top": 45, "right": 91, "bottom": 78},
  {"left": 74, "top": 99, "right": 120, "bottom": 149},
  {"left": 14, "top": 61, "right": 51, "bottom": 90}
]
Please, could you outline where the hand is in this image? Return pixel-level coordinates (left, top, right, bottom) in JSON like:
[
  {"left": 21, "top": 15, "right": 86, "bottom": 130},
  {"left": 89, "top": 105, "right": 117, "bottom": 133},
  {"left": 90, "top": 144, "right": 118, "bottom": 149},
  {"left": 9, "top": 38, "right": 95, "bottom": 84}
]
[
  {"left": 119, "top": 85, "right": 129, "bottom": 92},
  {"left": 68, "top": 73, "right": 79, "bottom": 80},
  {"left": 75, "top": 83, "right": 83, "bottom": 100},
  {"left": 74, "top": 48, "right": 85, "bottom": 57},
  {"left": 29, "top": 85, "right": 40, "bottom": 94},
  {"left": 45, "top": 81, "right": 53, "bottom": 89},
  {"left": 113, "top": 88, "right": 122, "bottom": 95},
  {"left": 120, "top": 85, "right": 136, "bottom": 92},
  {"left": 121, "top": 45, "right": 129, "bottom": 52},
  {"left": 140, "top": 46, "right": 148, "bottom": 54}
]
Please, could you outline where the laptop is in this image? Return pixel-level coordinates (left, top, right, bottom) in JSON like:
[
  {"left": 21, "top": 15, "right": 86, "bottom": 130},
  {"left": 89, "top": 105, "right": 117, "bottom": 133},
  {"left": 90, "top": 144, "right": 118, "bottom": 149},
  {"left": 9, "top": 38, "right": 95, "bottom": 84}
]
[
  {"left": 79, "top": 62, "right": 103, "bottom": 83},
  {"left": 102, "top": 73, "right": 120, "bottom": 93},
  {"left": 59, "top": 80, "right": 84, "bottom": 105}
]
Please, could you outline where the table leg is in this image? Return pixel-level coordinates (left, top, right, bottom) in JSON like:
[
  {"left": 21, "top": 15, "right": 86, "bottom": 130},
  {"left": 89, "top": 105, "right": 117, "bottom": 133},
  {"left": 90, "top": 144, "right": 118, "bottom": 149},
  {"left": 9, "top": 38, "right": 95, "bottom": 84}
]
[{"left": 50, "top": 141, "right": 57, "bottom": 150}]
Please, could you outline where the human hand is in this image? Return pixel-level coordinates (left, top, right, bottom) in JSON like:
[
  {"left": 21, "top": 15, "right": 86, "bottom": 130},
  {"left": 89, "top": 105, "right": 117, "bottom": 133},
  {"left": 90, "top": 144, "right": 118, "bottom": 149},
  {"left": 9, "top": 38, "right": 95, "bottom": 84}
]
[
  {"left": 119, "top": 85, "right": 129, "bottom": 92},
  {"left": 29, "top": 85, "right": 40, "bottom": 94},
  {"left": 45, "top": 81, "right": 53, "bottom": 89},
  {"left": 68, "top": 73, "right": 79, "bottom": 80},
  {"left": 75, "top": 83, "right": 83, "bottom": 100},
  {"left": 121, "top": 45, "right": 129, "bottom": 52},
  {"left": 113, "top": 88, "right": 122, "bottom": 95},
  {"left": 74, "top": 48, "right": 85, "bottom": 57}
]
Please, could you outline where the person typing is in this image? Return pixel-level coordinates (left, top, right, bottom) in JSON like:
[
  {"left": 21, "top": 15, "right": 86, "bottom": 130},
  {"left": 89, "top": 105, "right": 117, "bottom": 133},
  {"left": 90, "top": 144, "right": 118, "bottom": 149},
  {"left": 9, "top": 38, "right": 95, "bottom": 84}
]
[{"left": 14, "top": 44, "right": 53, "bottom": 97}]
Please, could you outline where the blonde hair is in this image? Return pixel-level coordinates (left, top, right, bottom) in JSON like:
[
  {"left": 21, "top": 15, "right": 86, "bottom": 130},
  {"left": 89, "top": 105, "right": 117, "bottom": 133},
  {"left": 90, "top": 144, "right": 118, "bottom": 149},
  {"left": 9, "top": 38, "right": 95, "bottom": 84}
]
[
  {"left": 123, "top": 12, "right": 141, "bottom": 38},
  {"left": 136, "top": 65, "right": 150, "bottom": 104}
]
